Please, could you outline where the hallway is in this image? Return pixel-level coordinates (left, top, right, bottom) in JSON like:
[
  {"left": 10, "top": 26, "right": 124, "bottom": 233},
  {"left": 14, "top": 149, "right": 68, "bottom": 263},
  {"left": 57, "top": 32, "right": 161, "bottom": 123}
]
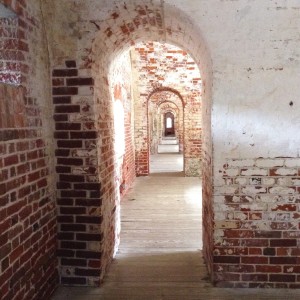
[
  {"left": 52, "top": 153, "right": 205, "bottom": 299},
  {"left": 51, "top": 155, "right": 300, "bottom": 300}
]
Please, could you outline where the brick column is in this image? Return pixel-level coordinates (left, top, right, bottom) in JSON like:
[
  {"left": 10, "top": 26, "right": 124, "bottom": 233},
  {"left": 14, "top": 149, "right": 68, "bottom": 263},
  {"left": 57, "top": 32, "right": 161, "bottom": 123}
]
[{"left": 53, "top": 61, "right": 103, "bottom": 286}]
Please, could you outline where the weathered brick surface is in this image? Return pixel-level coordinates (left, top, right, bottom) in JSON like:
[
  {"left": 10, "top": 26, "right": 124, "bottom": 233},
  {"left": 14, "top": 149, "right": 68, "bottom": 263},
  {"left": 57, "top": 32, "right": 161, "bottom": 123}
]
[
  {"left": 131, "top": 42, "right": 202, "bottom": 176},
  {"left": 52, "top": 61, "right": 104, "bottom": 286},
  {"left": 45, "top": 0, "right": 212, "bottom": 288},
  {"left": 214, "top": 157, "right": 300, "bottom": 287},
  {"left": 109, "top": 51, "right": 136, "bottom": 197},
  {"left": 0, "top": 1, "right": 57, "bottom": 299},
  {"left": 149, "top": 91, "right": 183, "bottom": 154},
  {"left": 0, "top": 17, "right": 22, "bottom": 85}
]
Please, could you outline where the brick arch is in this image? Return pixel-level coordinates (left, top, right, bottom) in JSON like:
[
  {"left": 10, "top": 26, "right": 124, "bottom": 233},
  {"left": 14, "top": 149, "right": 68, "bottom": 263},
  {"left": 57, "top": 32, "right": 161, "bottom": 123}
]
[
  {"left": 90, "top": 0, "right": 213, "bottom": 285},
  {"left": 148, "top": 87, "right": 185, "bottom": 107},
  {"left": 148, "top": 91, "right": 183, "bottom": 155},
  {"left": 54, "top": 0, "right": 213, "bottom": 287},
  {"left": 147, "top": 90, "right": 183, "bottom": 155}
]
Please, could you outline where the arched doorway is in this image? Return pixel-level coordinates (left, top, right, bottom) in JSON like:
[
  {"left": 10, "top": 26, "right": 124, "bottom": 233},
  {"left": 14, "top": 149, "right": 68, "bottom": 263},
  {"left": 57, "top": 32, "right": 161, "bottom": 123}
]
[
  {"left": 164, "top": 112, "right": 175, "bottom": 137},
  {"left": 91, "top": 3, "right": 213, "bottom": 282},
  {"left": 53, "top": 0, "right": 213, "bottom": 287}
]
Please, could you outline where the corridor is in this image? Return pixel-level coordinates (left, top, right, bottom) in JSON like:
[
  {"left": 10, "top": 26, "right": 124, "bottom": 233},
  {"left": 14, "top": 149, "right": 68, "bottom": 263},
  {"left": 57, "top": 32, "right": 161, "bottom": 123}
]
[{"left": 51, "top": 155, "right": 300, "bottom": 300}]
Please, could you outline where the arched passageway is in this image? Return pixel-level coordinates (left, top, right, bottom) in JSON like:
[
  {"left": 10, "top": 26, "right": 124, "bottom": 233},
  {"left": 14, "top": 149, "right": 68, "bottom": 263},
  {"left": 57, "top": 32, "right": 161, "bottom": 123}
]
[
  {"left": 164, "top": 112, "right": 175, "bottom": 136},
  {"left": 90, "top": 3, "right": 212, "bottom": 284},
  {"left": 52, "top": 0, "right": 213, "bottom": 288}
]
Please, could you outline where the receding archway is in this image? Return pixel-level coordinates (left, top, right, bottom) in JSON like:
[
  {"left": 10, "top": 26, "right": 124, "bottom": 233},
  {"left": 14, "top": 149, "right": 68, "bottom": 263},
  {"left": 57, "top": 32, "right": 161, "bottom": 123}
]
[
  {"left": 164, "top": 112, "right": 175, "bottom": 136},
  {"left": 91, "top": 2, "right": 213, "bottom": 283},
  {"left": 148, "top": 92, "right": 183, "bottom": 175}
]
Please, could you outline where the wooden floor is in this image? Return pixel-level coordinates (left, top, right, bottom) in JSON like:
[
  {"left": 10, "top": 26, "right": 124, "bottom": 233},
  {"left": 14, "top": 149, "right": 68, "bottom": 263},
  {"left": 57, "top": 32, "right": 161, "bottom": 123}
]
[
  {"left": 150, "top": 153, "right": 183, "bottom": 175},
  {"left": 52, "top": 154, "right": 300, "bottom": 300}
]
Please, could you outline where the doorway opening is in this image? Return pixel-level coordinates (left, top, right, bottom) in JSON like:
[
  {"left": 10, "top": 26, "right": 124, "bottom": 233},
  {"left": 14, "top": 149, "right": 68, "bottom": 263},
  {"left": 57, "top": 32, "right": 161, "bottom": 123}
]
[
  {"left": 109, "top": 41, "right": 203, "bottom": 286},
  {"left": 108, "top": 41, "right": 203, "bottom": 282},
  {"left": 164, "top": 112, "right": 175, "bottom": 137},
  {"left": 90, "top": 1, "right": 213, "bottom": 285}
]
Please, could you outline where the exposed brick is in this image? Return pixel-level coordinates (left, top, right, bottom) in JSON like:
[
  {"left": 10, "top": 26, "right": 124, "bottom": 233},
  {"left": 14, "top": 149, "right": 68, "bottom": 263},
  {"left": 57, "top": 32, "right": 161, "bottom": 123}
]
[
  {"left": 241, "top": 274, "right": 268, "bottom": 282},
  {"left": 53, "top": 114, "right": 68, "bottom": 122},
  {"left": 56, "top": 166, "right": 71, "bottom": 173},
  {"left": 60, "top": 241, "right": 86, "bottom": 249},
  {"left": 53, "top": 96, "right": 72, "bottom": 104},
  {"left": 241, "top": 257, "right": 268, "bottom": 264},
  {"left": 66, "top": 78, "right": 94, "bottom": 86},
  {"left": 55, "top": 105, "right": 80, "bottom": 113},
  {"left": 270, "top": 239, "right": 297, "bottom": 247},
  {"left": 57, "top": 140, "right": 82, "bottom": 148},
  {"left": 61, "top": 277, "right": 86, "bottom": 285},
  {"left": 61, "top": 258, "right": 87, "bottom": 267},
  {"left": 56, "top": 249, "right": 75, "bottom": 258},
  {"left": 70, "top": 131, "right": 97, "bottom": 139},
  {"left": 52, "top": 69, "right": 78, "bottom": 77},
  {"left": 263, "top": 248, "right": 276, "bottom": 256},
  {"left": 256, "top": 265, "right": 282, "bottom": 273},
  {"left": 57, "top": 232, "right": 74, "bottom": 240},
  {"left": 60, "top": 207, "right": 86, "bottom": 215},
  {"left": 57, "top": 182, "right": 72, "bottom": 189},
  {"left": 76, "top": 233, "right": 102, "bottom": 241},
  {"left": 61, "top": 190, "right": 86, "bottom": 198},
  {"left": 254, "top": 231, "right": 282, "bottom": 238},
  {"left": 270, "top": 257, "right": 297, "bottom": 264},
  {"left": 55, "top": 123, "right": 81, "bottom": 131},
  {"left": 57, "top": 158, "right": 83, "bottom": 166},
  {"left": 76, "top": 251, "right": 101, "bottom": 259},
  {"left": 53, "top": 87, "right": 78, "bottom": 95},
  {"left": 270, "top": 274, "right": 296, "bottom": 282},
  {"left": 73, "top": 183, "right": 101, "bottom": 190},
  {"left": 76, "top": 216, "right": 102, "bottom": 224},
  {"left": 59, "top": 174, "right": 85, "bottom": 182},
  {"left": 57, "top": 198, "right": 74, "bottom": 206},
  {"left": 213, "top": 256, "right": 240, "bottom": 264},
  {"left": 65, "top": 60, "right": 77, "bottom": 68},
  {"left": 55, "top": 149, "right": 70, "bottom": 157},
  {"left": 75, "top": 199, "right": 102, "bottom": 206},
  {"left": 75, "top": 268, "right": 100, "bottom": 277}
]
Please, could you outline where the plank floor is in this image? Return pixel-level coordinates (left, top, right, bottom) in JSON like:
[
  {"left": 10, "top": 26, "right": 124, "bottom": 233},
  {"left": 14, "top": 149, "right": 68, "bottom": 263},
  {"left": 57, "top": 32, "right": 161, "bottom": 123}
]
[
  {"left": 150, "top": 153, "right": 183, "bottom": 175},
  {"left": 51, "top": 154, "right": 300, "bottom": 300}
]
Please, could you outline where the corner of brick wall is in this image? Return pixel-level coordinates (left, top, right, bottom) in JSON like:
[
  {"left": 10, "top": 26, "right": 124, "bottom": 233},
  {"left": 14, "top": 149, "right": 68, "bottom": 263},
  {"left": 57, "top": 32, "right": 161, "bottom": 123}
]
[{"left": 53, "top": 60, "right": 103, "bottom": 286}]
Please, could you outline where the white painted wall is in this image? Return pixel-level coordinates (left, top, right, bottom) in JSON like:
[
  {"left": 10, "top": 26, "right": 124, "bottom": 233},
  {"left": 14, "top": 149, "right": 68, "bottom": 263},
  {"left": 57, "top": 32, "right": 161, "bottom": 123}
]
[{"left": 167, "top": 0, "right": 300, "bottom": 184}]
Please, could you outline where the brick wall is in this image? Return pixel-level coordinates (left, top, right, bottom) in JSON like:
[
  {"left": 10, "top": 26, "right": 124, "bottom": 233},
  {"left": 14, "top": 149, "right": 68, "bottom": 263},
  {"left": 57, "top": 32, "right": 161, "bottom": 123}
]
[
  {"left": 213, "top": 157, "right": 300, "bottom": 287},
  {"left": 52, "top": 61, "right": 105, "bottom": 286},
  {"left": 131, "top": 42, "right": 202, "bottom": 176},
  {"left": 110, "top": 51, "right": 136, "bottom": 197},
  {"left": 0, "top": 1, "right": 57, "bottom": 299},
  {"left": 149, "top": 91, "right": 183, "bottom": 154},
  {"left": 45, "top": 0, "right": 212, "bottom": 288}
]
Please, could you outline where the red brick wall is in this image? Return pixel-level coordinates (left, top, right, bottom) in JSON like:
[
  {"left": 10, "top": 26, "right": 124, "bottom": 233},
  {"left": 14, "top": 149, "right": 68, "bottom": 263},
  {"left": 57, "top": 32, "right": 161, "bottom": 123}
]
[
  {"left": 53, "top": 54, "right": 135, "bottom": 286},
  {"left": 52, "top": 61, "right": 104, "bottom": 286},
  {"left": 213, "top": 158, "right": 300, "bottom": 288},
  {"left": 110, "top": 52, "right": 136, "bottom": 196},
  {"left": 0, "top": 85, "right": 57, "bottom": 300},
  {"left": 47, "top": 0, "right": 213, "bottom": 289},
  {"left": 149, "top": 91, "right": 184, "bottom": 153},
  {"left": 131, "top": 42, "right": 202, "bottom": 176},
  {"left": 0, "top": 1, "right": 58, "bottom": 299}
]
